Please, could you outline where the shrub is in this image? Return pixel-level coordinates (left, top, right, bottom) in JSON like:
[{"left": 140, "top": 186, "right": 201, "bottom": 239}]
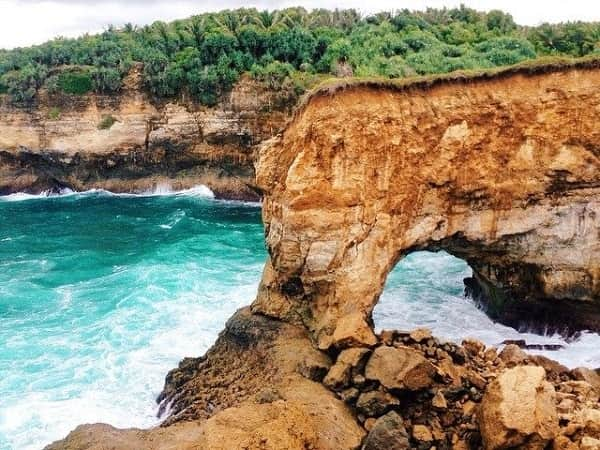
[
  {"left": 48, "top": 107, "right": 61, "bottom": 120},
  {"left": 57, "top": 70, "right": 93, "bottom": 95},
  {"left": 91, "top": 67, "right": 122, "bottom": 93},
  {"left": 1, "top": 64, "right": 47, "bottom": 103},
  {"left": 251, "top": 60, "right": 294, "bottom": 89},
  {"left": 98, "top": 114, "right": 117, "bottom": 130}
]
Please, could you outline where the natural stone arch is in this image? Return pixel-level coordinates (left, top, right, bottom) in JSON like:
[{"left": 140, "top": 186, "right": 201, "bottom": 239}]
[{"left": 251, "top": 63, "right": 600, "bottom": 349}]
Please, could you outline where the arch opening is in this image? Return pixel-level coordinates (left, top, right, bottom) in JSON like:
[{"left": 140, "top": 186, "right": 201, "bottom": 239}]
[
  {"left": 372, "top": 250, "right": 600, "bottom": 367},
  {"left": 252, "top": 65, "right": 600, "bottom": 351}
]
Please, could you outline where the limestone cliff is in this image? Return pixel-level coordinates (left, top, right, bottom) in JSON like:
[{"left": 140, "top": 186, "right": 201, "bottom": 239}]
[
  {"left": 252, "top": 61, "right": 600, "bottom": 347},
  {"left": 46, "top": 61, "right": 600, "bottom": 450},
  {"left": 0, "top": 67, "right": 292, "bottom": 200}
]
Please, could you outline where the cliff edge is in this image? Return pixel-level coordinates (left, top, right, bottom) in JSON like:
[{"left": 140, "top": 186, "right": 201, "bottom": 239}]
[
  {"left": 0, "top": 67, "right": 293, "bottom": 200},
  {"left": 47, "top": 61, "right": 600, "bottom": 450}
]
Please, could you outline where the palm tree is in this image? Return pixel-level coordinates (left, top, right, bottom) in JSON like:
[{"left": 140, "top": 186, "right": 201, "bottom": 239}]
[{"left": 186, "top": 17, "right": 206, "bottom": 48}]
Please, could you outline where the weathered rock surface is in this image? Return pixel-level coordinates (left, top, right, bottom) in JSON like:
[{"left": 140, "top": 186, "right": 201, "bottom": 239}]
[
  {"left": 0, "top": 69, "right": 292, "bottom": 200},
  {"left": 479, "top": 366, "right": 558, "bottom": 449},
  {"left": 362, "top": 411, "right": 410, "bottom": 450},
  {"left": 252, "top": 62, "right": 600, "bottom": 345},
  {"left": 46, "top": 63, "right": 600, "bottom": 450},
  {"left": 46, "top": 308, "right": 364, "bottom": 450},
  {"left": 365, "top": 345, "right": 437, "bottom": 390}
]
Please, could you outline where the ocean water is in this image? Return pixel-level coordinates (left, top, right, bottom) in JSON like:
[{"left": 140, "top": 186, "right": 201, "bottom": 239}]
[{"left": 0, "top": 189, "right": 598, "bottom": 450}]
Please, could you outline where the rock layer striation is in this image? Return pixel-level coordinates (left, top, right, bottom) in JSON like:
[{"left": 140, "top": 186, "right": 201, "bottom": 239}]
[
  {"left": 0, "top": 68, "right": 292, "bottom": 200},
  {"left": 252, "top": 63, "right": 600, "bottom": 346}
]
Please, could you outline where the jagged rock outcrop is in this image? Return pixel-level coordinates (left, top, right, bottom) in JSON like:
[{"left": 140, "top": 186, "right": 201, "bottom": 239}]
[
  {"left": 0, "top": 67, "right": 292, "bottom": 200},
  {"left": 46, "top": 62, "right": 600, "bottom": 450},
  {"left": 252, "top": 62, "right": 600, "bottom": 347},
  {"left": 46, "top": 309, "right": 365, "bottom": 450}
]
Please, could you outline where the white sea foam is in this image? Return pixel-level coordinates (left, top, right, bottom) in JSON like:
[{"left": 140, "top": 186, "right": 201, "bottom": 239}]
[
  {"left": 0, "top": 184, "right": 214, "bottom": 202},
  {"left": 374, "top": 252, "right": 600, "bottom": 369}
]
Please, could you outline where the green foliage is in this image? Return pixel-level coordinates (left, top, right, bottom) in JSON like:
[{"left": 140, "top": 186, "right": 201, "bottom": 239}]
[
  {"left": 251, "top": 60, "right": 295, "bottom": 88},
  {"left": 1, "top": 7, "right": 600, "bottom": 105},
  {"left": 98, "top": 114, "right": 117, "bottom": 130},
  {"left": 1, "top": 64, "right": 47, "bottom": 103},
  {"left": 57, "top": 70, "right": 93, "bottom": 94},
  {"left": 91, "top": 67, "right": 122, "bottom": 93},
  {"left": 48, "top": 107, "right": 61, "bottom": 120}
]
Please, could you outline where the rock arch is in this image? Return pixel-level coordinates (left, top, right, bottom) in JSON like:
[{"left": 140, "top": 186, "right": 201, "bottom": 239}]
[{"left": 251, "top": 63, "right": 600, "bottom": 349}]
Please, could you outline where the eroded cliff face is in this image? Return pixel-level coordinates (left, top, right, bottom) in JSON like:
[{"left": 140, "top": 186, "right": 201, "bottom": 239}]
[
  {"left": 46, "top": 63, "right": 600, "bottom": 450},
  {"left": 0, "top": 68, "right": 292, "bottom": 200},
  {"left": 252, "top": 65, "right": 600, "bottom": 348}
]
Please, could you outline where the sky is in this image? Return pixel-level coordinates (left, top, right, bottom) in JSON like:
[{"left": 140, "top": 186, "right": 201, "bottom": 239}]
[{"left": 1, "top": 0, "right": 599, "bottom": 50}]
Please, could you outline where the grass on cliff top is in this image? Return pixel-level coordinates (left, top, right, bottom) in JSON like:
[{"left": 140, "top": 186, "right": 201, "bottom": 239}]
[{"left": 298, "top": 55, "right": 600, "bottom": 111}]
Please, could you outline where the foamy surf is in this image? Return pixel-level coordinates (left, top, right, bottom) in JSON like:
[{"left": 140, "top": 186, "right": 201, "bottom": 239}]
[
  {"left": 0, "top": 184, "right": 215, "bottom": 202},
  {"left": 1, "top": 195, "right": 598, "bottom": 450}
]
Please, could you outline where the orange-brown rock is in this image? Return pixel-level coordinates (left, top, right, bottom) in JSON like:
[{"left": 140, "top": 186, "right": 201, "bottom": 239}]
[
  {"left": 46, "top": 308, "right": 364, "bottom": 450},
  {"left": 252, "top": 62, "right": 600, "bottom": 347},
  {"left": 479, "top": 366, "right": 559, "bottom": 450},
  {"left": 0, "top": 68, "right": 292, "bottom": 200}
]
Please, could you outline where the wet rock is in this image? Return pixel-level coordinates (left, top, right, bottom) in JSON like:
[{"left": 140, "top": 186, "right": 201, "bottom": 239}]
[
  {"left": 479, "top": 366, "right": 558, "bottom": 450},
  {"left": 362, "top": 411, "right": 410, "bottom": 450},
  {"left": 530, "top": 355, "right": 569, "bottom": 378},
  {"left": 356, "top": 389, "right": 400, "bottom": 417},
  {"left": 365, "top": 346, "right": 437, "bottom": 391}
]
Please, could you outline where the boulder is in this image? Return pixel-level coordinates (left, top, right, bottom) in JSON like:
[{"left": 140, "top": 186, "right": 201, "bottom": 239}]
[
  {"left": 479, "top": 366, "right": 558, "bottom": 450},
  {"left": 462, "top": 339, "right": 485, "bottom": 356},
  {"left": 338, "top": 347, "right": 371, "bottom": 371},
  {"left": 412, "top": 424, "right": 433, "bottom": 442},
  {"left": 581, "top": 437, "right": 600, "bottom": 450},
  {"left": 498, "top": 344, "right": 527, "bottom": 367},
  {"left": 365, "top": 346, "right": 437, "bottom": 391},
  {"left": 572, "top": 367, "right": 600, "bottom": 394},
  {"left": 362, "top": 411, "right": 410, "bottom": 450},
  {"left": 432, "top": 390, "right": 448, "bottom": 409},
  {"left": 356, "top": 389, "right": 400, "bottom": 417},
  {"left": 410, "top": 328, "right": 432, "bottom": 343},
  {"left": 323, "top": 361, "right": 351, "bottom": 391}
]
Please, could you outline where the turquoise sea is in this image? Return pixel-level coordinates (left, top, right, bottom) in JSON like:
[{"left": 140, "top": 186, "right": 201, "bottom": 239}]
[{"left": 1, "top": 188, "right": 598, "bottom": 450}]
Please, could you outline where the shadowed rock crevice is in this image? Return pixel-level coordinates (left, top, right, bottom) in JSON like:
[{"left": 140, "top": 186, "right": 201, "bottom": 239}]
[{"left": 252, "top": 66, "right": 600, "bottom": 348}]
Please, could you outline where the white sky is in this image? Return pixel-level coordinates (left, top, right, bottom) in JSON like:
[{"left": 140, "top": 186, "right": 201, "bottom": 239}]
[{"left": 1, "top": 0, "right": 599, "bottom": 50}]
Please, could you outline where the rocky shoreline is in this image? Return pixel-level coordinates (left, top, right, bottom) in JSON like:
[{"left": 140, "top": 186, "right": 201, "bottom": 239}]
[
  {"left": 47, "top": 308, "right": 600, "bottom": 450},
  {"left": 44, "top": 62, "right": 600, "bottom": 449},
  {"left": 0, "top": 69, "right": 294, "bottom": 202}
]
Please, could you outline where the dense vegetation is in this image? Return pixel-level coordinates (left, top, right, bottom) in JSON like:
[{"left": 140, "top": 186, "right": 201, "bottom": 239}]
[{"left": 1, "top": 6, "right": 599, "bottom": 105}]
